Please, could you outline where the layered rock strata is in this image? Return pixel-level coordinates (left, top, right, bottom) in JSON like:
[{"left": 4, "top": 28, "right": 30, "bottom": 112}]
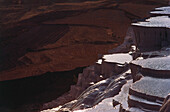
[
  {"left": 42, "top": 53, "right": 132, "bottom": 110},
  {"left": 118, "top": 60, "right": 170, "bottom": 112},
  {"left": 1, "top": 1, "right": 169, "bottom": 111},
  {"left": 42, "top": 4, "right": 170, "bottom": 112},
  {"left": 100, "top": 53, "right": 132, "bottom": 78},
  {"left": 132, "top": 5, "right": 170, "bottom": 52},
  {"left": 1, "top": 0, "right": 169, "bottom": 81},
  {"left": 130, "top": 56, "right": 170, "bottom": 80},
  {"left": 159, "top": 94, "right": 170, "bottom": 112},
  {"left": 3, "top": 1, "right": 168, "bottom": 111},
  {"left": 42, "top": 70, "right": 132, "bottom": 112},
  {"left": 128, "top": 77, "right": 170, "bottom": 111},
  {"left": 118, "top": 5, "right": 170, "bottom": 112},
  {"left": 132, "top": 16, "right": 170, "bottom": 52}
]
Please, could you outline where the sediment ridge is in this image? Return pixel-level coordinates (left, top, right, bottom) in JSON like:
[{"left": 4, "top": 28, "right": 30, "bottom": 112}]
[{"left": 42, "top": 3, "right": 170, "bottom": 112}]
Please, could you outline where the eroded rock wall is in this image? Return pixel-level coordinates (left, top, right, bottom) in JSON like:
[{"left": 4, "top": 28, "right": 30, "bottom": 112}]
[{"left": 133, "top": 26, "right": 170, "bottom": 52}]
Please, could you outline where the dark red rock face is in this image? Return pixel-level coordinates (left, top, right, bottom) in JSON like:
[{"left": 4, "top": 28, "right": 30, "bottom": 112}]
[
  {"left": 0, "top": 24, "right": 69, "bottom": 71},
  {"left": 0, "top": 1, "right": 169, "bottom": 111},
  {"left": 0, "top": 0, "right": 169, "bottom": 81}
]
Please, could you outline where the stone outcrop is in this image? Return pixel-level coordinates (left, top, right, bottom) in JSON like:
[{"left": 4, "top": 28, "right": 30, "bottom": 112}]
[
  {"left": 117, "top": 5, "right": 170, "bottom": 112},
  {"left": 41, "top": 3, "right": 170, "bottom": 112},
  {"left": 100, "top": 53, "right": 132, "bottom": 78},
  {"left": 0, "top": 0, "right": 169, "bottom": 81},
  {"left": 108, "top": 59, "right": 170, "bottom": 112},
  {"left": 130, "top": 56, "right": 170, "bottom": 80},
  {"left": 132, "top": 17, "right": 170, "bottom": 52},
  {"left": 117, "top": 62, "right": 170, "bottom": 112},
  {"left": 42, "top": 70, "right": 132, "bottom": 112},
  {"left": 128, "top": 77, "right": 170, "bottom": 111},
  {"left": 1, "top": 1, "right": 170, "bottom": 112},
  {"left": 42, "top": 53, "right": 132, "bottom": 110},
  {"left": 160, "top": 94, "right": 170, "bottom": 112},
  {"left": 42, "top": 65, "right": 103, "bottom": 110},
  {"left": 132, "top": 5, "right": 170, "bottom": 52}
]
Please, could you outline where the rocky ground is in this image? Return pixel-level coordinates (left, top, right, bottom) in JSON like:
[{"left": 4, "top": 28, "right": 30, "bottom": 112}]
[
  {"left": 0, "top": 0, "right": 169, "bottom": 80},
  {"left": 42, "top": 3, "right": 170, "bottom": 112},
  {"left": 0, "top": 0, "right": 169, "bottom": 112}
]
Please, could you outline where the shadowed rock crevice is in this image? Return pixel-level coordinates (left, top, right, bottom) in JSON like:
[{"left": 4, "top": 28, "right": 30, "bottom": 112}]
[{"left": 0, "top": 67, "right": 85, "bottom": 112}]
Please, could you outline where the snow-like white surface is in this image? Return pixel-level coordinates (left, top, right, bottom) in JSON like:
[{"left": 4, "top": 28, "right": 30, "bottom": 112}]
[
  {"left": 132, "top": 16, "right": 170, "bottom": 28},
  {"left": 73, "top": 97, "right": 120, "bottom": 112},
  {"left": 102, "top": 53, "right": 132, "bottom": 64},
  {"left": 128, "top": 107, "right": 145, "bottom": 112},
  {"left": 142, "top": 50, "right": 170, "bottom": 57},
  {"left": 131, "top": 77, "right": 170, "bottom": 98},
  {"left": 131, "top": 56, "right": 170, "bottom": 70},
  {"left": 129, "top": 95, "right": 162, "bottom": 106},
  {"left": 96, "top": 59, "right": 102, "bottom": 64},
  {"left": 113, "top": 80, "right": 133, "bottom": 109},
  {"left": 151, "top": 6, "right": 170, "bottom": 15},
  {"left": 73, "top": 80, "right": 133, "bottom": 112},
  {"left": 128, "top": 107, "right": 159, "bottom": 112},
  {"left": 129, "top": 107, "right": 158, "bottom": 112},
  {"left": 41, "top": 106, "right": 62, "bottom": 112}
]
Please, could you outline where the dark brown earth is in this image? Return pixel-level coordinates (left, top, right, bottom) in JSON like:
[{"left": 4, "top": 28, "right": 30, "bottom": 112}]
[
  {"left": 0, "top": 1, "right": 170, "bottom": 112},
  {"left": 0, "top": 0, "right": 169, "bottom": 81},
  {"left": 0, "top": 67, "right": 85, "bottom": 112}
]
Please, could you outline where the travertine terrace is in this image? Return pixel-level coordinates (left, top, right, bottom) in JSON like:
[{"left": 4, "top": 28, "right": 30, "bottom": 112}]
[{"left": 43, "top": 4, "right": 170, "bottom": 112}]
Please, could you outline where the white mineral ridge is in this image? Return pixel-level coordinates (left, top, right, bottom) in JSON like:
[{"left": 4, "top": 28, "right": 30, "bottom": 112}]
[
  {"left": 73, "top": 80, "right": 133, "bottom": 112},
  {"left": 102, "top": 53, "right": 132, "bottom": 64},
  {"left": 131, "top": 56, "right": 170, "bottom": 70},
  {"left": 129, "top": 107, "right": 153, "bottom": 112},
  {"left": 74, "top": 97, "right": 119, "bottom": 112},
  {"left": 96, "top": 59, "right": 102, "bottom": 64},
  {"left": 141, "top": 49, "right": 170, "bottom": 57},
  {"left": 151, "top": 6, "right": 170, "bottom": 15},
  {"left": 132, "top": 16, "right": 170, "bottom": 28},
  {"left": 41, "top": 106, "right": 62, "bottom": 112},
  {"left": 129, "top": 95, "right": 162, "bottom": 106},
  {"left": 113, "top": 80, "right": 133, "bottom": 109},
  {"left": 131, "top": 77, "right": 170, "bottom": 98}
]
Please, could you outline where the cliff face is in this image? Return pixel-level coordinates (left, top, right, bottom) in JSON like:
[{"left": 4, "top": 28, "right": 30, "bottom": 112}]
[
  {"left": 132, "top": 26, "right": 170, "bottom": 51},
  {"left": 42, "top": 4, "right": 170, "bottom": 112},
  {"left": 132, "top": 16, "right": 170, "bottom": 52},
  {"left": 1, "top": 0, "right": 168, "bottom": 81},
  {"left": 132, "top": 6, "right": 170, "bottom": 52},
  {"left": 1, "top": 1, "right": 170, "bottom": 112}
]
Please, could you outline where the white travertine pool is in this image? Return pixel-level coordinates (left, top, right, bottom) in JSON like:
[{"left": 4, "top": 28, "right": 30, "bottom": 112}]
[
  {"left": 132, "top": 16, "right": 170, "bottom": 28},
  {"left": 151, "top": 6, "right": 170, "bottom": 15},
  {"left": 131, "top": 56, "right": 170, "bottom": 70},
  {"left": 102, "top": 53, "right": 132, "bottom": 64},
  {"left": 131, "top": 77, "right": 170, "bottom": 98}
]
